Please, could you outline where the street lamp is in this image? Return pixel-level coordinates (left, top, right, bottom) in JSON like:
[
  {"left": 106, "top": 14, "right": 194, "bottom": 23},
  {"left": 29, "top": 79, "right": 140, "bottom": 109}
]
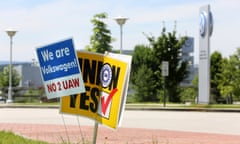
[
  {"left": 6, "top": 29, "right": 17, "bottom": 103},
  {"left": 114, "top": 16, "right": 128, "bottom": 54}
]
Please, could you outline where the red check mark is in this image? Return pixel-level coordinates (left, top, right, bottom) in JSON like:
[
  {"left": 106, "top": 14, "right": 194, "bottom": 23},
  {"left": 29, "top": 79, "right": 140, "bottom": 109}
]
[{"left": 101, "top": 88, "right": 118, "bottom": 115}]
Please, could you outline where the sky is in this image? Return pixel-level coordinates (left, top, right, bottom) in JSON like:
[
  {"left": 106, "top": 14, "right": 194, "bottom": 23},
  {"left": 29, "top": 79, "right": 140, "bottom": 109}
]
[{"left": 0, "top": 0, "right": 239, "bottom": 64}]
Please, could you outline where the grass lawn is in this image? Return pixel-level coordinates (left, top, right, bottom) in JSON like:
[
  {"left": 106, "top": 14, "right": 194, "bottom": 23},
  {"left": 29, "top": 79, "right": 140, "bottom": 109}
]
[
  {"left": 0, "top": 131, "right": 48, "bottom": 144},
  {"left": 126, "top": 103, "right": 240, "bottom": 108}
]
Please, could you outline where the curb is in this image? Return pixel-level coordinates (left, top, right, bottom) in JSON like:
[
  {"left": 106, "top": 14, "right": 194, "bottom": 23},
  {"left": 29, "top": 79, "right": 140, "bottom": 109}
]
[
  {"left": 126, "top": 107, "right": 240, "bottom": 112},
  {"left": 1, "top": 104, "right": 240, "bottom": 112},
  {"left": 0, "top": 104, "right": 59, "bottom": 109}
]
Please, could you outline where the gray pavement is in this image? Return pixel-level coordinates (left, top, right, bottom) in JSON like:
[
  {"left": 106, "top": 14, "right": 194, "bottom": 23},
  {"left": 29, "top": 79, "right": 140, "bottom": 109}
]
[{"left": 0, "top": 107, "right": 240, "bottom": 135}]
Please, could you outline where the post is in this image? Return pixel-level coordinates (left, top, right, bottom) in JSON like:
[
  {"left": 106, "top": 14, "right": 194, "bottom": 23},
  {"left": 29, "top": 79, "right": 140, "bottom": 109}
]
[
  {"left": 162, "top": 61, "right": 169, "bottom": 107},
  {"left": 92, "top": 122, "right": 99, "bottom": 144},
  {"left": 114, "top": 16, "right": 128, "bottom": 54},
  {"left": 119, "top": 24, "right": 123, "bottom": 54},
  {"left": 8, "top": 36, "right": 13, "bottom": 103},
  {"left": 163, "top": 77, "right": 166, "bottom": 107},
  {"left": 198, "top": 5, "right": 213, "bottom": 104},
  {"left": 6, "top": 30, "right": 17, "bottom": 103}
]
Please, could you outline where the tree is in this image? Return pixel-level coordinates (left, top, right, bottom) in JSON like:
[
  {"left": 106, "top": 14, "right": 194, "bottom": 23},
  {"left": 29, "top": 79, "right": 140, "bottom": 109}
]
[
  {"left": 210, "top": 51, "right": 223, "bottom": 103},
  {"left": 132, "top": 64, "right": 158, "bottom": 101},
  {"left": 85, "top": 12, "right": 112, "bottom": 53},
  {"left": 131, "top": 45, "right": 158, "bottom": 102},
  {"left": 0, "top": 66, "right": 21, "bottom": 87},
  {"left": 180, "top": 74, "right": 198, "bottom": 103},
  {"left": 218, "top": 48, "right": 240, "bottom": 103},
  {"left": 146, "top": 27, "right": 188, "bottom": 102},
  {"left": 217, "top": 58, "right": 234, "bottom": 103},
  {"left": 131, "top": 45, "right": 154, "bottom": 74}
]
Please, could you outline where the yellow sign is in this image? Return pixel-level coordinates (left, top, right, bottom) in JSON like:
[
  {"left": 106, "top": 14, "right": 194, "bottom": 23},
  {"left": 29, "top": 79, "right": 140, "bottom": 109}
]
[{"left": 60, "top": 51, "right": 131, "bottom": 129}]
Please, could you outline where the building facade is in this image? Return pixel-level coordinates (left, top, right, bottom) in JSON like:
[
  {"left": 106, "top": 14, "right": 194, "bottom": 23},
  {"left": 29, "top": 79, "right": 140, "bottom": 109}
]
[
  {"left": 180, "top": 36, "right": 195, "bottom": 86},
  {"left": 14, "top": 64, "right": 43, "bottom": 88}
]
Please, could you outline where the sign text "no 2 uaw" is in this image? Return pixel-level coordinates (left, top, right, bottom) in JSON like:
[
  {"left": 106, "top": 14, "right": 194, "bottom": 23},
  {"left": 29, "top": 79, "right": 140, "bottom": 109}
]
[{"left": 47, "top": 77, "right": 80, "bottom": 93}]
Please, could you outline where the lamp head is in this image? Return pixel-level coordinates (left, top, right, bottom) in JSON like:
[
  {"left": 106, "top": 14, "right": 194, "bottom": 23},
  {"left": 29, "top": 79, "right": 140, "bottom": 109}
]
[
  {"left": 114, "top": 16, "right": 128, "bottom": 26},
  {"left": 6, "top": 29, "right": 17, "bottom": 37}
]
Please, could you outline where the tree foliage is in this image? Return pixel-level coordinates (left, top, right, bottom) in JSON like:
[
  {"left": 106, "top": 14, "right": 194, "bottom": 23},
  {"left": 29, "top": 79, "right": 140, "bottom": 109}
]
[
  {"left": 210, "top": 51, "right": 223, "bottom": 102},
  {"left": 131, "top": 27, "right": 188, "bottom": 102},
  {"left": 217, "top": 58, "right": 233, "bottom": 99},
  {"left": 188, "top": 50, "right": 240, "bottom": 104},
  {"left": 217, "top": 48, "right": 240, "bottom": 102},
  {"left": 131, "top": 45, "right": 153, "bottom": 74},
  {"left": 180, "top": 74, "right": 198, "bottom": 103},
  {"left": 145, "top": 28, "right": 188, "bottom": 102},
  {"left": 0, "top": 66, "right": 21, "bottom": 87},
  {"left": 85, "top": 12, "right": 112, "bottom": 53},
  {"left": 131, "top": 45, "right": 158, "bottom": 102}
]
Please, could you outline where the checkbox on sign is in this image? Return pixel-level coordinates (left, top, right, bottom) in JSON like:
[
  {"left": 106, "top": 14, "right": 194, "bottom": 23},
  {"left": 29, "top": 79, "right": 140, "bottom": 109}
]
[{"left": 98, "top": 88, "right": 118, "bottom": 119}]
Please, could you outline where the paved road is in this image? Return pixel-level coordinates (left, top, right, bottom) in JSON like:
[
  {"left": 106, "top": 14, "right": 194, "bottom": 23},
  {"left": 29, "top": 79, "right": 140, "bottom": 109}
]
[{"left": 0, "top": 108, "right": 240, "bottom": 135}]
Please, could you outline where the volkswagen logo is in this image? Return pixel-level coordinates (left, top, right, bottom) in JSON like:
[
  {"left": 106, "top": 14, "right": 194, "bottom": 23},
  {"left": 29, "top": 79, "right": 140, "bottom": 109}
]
[{"left": 200, "top": 12, "right": 207, "bottom": 37}]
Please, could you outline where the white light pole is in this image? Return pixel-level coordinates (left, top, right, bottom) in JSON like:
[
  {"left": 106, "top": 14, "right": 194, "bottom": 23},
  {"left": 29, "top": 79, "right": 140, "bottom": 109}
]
[
  {"left": 6, "top": 29, "right": 17, "bottom": 103},
  {"left": 114, "top": 16, "right": 128, "bottom": 54}
]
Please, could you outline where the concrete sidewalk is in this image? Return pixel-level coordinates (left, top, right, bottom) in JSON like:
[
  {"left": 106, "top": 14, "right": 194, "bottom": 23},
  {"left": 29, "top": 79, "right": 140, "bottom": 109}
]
[
  {"left": 1, "top": 123, "right": 240, "bottom": 144},
  {"left": 1, "top": 106, "right": 240, "bottom": 143}
]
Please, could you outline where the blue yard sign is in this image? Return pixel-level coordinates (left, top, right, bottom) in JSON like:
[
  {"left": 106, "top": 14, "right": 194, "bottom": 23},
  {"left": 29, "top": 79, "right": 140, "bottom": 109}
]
[{"left": 36, "top": 38, "right": 85, "bottom": 99}]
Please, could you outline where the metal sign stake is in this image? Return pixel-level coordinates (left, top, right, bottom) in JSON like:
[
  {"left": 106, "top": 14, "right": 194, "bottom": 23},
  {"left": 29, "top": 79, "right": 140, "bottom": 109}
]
[
  {"left": 163, "top": 77, "right": 166, "bottom": 107},
  {"left": 162, "top": 61, "right": 169, "bottom": 107},
  {"left": 92, "top": 121, "right": 99, "bottom": 144}
]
